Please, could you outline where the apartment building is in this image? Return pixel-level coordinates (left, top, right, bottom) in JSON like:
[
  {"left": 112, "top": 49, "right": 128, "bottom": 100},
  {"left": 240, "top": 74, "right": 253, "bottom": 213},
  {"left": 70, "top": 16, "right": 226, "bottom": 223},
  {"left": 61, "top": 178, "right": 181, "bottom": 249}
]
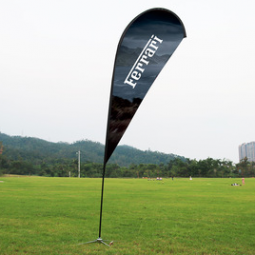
[{"left": 239, "top": 142, "right": 255, "bottom": 162}]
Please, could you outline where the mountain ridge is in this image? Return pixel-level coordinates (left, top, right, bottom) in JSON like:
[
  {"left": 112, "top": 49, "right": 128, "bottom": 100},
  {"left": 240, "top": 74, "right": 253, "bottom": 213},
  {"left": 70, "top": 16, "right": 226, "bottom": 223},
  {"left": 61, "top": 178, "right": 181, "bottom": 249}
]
[{"left": 0, "top": 132, "right": 185, "bottom": 167}]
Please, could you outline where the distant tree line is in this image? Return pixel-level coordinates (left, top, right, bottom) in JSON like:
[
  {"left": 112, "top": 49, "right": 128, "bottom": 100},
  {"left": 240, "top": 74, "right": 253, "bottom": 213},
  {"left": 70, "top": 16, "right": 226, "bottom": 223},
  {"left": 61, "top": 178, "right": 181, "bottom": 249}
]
[
  {"left": 0, "top": 152, "right": 254, "bottom": 178},
  {"left": 0, "top": 135, "right": 254, "bottom": 178}
]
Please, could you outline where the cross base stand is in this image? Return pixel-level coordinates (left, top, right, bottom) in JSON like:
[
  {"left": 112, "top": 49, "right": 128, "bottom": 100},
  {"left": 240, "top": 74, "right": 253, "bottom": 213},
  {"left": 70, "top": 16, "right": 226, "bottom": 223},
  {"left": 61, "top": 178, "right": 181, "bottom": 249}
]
[{"left": 79, "top": 237, "right": 112, "bottom": 247}]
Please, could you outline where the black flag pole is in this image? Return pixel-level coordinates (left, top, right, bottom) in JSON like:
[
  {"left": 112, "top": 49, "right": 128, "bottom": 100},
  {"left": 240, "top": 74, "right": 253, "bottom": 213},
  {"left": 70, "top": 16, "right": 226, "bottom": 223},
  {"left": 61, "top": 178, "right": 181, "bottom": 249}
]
[
  {"left": 98, "top": 162, "right": 106, "bottom": 240},
  {"left": 82, "top": 7, "right": 186, "bottom": 246},
  {"left": 81, "top": 163, "right": 110, "bottom": 246}
]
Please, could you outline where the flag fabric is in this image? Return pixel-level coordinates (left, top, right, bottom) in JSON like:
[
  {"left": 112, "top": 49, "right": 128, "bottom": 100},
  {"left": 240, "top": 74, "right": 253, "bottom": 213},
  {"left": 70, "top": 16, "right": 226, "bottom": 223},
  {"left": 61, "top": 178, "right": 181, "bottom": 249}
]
[{"left": 104, "top": 8, "right": 186, "bottom": 164}]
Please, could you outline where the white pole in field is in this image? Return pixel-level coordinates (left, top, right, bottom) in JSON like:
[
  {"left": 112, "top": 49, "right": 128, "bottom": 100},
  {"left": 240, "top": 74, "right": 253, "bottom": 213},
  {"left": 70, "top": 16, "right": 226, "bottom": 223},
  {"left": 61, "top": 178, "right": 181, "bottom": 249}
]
[{"left": 76, "top": 150, "right": 80, "bottom": 178}]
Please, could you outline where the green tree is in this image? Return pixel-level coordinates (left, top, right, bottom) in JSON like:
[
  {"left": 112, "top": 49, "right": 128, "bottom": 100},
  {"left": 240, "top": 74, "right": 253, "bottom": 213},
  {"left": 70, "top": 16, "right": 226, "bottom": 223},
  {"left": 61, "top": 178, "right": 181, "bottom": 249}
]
[{"left": 236, "top": 157, "right": 249, "bottom": 177}]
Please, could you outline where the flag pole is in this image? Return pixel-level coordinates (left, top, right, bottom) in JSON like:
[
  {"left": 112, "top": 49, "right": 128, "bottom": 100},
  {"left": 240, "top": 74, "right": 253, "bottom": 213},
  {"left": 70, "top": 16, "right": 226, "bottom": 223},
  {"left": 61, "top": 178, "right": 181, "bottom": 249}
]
[
  {"left": 98, "top": 162, "right": 106, "bottom": 239},
  {"left": 80, "top": 162, "right": 111, "bottom": 246}
]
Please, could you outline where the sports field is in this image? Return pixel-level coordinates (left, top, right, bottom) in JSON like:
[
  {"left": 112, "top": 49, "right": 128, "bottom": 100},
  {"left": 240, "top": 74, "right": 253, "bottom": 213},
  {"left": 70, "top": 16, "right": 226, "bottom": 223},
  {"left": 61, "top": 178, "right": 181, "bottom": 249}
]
[{"left": 0, "top": 176, "right": 254, "bottom": 254}]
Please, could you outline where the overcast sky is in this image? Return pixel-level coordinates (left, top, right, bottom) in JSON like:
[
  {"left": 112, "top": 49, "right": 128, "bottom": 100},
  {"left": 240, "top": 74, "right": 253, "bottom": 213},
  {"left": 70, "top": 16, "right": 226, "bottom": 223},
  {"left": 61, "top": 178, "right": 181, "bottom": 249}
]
[{"left": 1, "top": 0, "right": 255, "bottom": 163}]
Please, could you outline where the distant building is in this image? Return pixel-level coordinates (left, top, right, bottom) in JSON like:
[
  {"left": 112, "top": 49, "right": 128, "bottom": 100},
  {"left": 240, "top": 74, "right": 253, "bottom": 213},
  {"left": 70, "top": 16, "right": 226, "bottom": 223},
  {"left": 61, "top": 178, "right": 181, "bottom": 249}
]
[{"left": 239, "top": 142, "right": 255, "bottom": 162}]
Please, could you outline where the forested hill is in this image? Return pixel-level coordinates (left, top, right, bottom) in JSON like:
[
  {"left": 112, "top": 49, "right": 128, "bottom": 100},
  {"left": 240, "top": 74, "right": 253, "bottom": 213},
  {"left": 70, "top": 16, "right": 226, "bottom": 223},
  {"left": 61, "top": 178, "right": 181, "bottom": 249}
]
[{"left": 0, "top": 133, "right": 185, "bottom": 167}]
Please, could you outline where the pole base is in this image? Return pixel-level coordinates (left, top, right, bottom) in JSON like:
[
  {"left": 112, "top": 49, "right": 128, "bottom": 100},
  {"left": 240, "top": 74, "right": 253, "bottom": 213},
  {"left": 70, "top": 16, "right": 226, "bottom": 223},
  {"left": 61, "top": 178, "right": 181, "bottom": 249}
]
[{"left": 79, "top": 237, "right": 113, "bottom": 247}]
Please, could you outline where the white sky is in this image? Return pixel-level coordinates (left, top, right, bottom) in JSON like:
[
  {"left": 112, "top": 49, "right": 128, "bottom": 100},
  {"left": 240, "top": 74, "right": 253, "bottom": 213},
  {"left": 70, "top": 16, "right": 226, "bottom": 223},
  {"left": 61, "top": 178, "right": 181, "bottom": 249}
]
[{"left": 1, "top": 0, "right": 255, "bottom": 163}]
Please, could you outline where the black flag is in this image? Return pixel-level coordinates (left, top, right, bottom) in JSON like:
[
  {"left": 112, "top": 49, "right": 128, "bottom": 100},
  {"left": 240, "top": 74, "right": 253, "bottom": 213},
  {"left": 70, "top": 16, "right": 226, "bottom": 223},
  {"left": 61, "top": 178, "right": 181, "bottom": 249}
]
[
  {"left": 104, "top": 8, "right": 186, "bottom": 164},
  {"left": 88, "top": 8, "right": 187, "bottom": 244}
]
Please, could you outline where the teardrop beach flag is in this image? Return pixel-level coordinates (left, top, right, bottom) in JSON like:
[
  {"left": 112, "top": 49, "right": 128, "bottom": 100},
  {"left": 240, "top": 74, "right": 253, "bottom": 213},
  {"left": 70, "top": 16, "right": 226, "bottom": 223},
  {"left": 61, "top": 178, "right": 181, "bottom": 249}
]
[{"left": 104, "top": 8, "right": 186, "bottom": 164}]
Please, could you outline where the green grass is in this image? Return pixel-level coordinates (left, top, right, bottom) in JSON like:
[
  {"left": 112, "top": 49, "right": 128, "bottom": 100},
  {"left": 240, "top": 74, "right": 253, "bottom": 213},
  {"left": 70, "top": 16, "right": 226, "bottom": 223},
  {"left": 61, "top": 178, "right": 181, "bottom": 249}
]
[{"left": 0, "top": 176, "right": 255, "bottom": 254}]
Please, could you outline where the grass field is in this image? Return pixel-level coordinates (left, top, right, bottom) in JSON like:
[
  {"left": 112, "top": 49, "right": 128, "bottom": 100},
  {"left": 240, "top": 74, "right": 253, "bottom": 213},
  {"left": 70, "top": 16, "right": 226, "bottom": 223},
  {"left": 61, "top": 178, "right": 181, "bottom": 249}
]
[{"left": 0, "top": 176, "right": 254, "bottom": 255}]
